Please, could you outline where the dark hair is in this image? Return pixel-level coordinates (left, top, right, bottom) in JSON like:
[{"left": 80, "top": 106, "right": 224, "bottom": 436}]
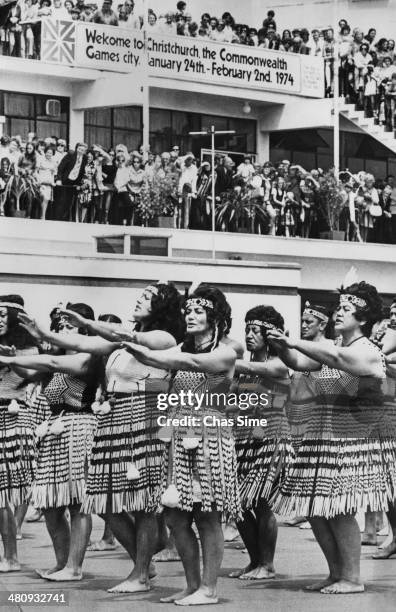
[
  {"left": 245, "top": 305, "right": 284, "bottom": 356},
  {"left": 98, "top": 313, "right": 122, "bottom": 324},
  {"left": 181, "top": 286, "right": 231, "bottom": 352},
  {"left": 0, "top": 295, "right": 36, "bottom": 349},
  {"left": 340, "top": 282, "right": 383, "bottom": 336},
  {"left": 135, "top": 283, "right": 183, "bottom": 343},
  {"left": 66, "top": 302, "right": 95, "bottom": 335},
  {"left": 303, "top": 302, "right": 333, "bottom": 338}
]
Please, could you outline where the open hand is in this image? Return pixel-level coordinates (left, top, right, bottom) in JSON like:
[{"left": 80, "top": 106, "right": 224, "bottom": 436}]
[
  {"left": 266, "top": 328, "right": 295, "bottom": 349},
  {"left": 18, "top": 313, "right": 46, "bottom": 341},
  {"left": 58, "top": 308, "right": 87, "bottom": 329},
  {"left": 110, "top": 329, "right": 137, "bottom": 342}
]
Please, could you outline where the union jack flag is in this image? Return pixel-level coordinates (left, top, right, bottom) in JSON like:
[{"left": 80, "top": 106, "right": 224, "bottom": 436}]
[{"left": 41, "top": 19, "right": 76, "bottom": 65}]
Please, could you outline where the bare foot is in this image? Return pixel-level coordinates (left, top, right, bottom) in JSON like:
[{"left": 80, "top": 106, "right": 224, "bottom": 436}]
[
  {"left": 174, "top": 588, "right": 218, "bottom": 606},
  {"left": 299, "top": 522, "right": 312, "bottom": 530},
  {"left": 35, "top": 567, "right": 63, "bottom": 579},
  {"left": 320, "top": 580, "right": 364, "bottom": 594},
  {"left": 229, "top": 564, "right": 254, "bottom": 578},
  {"left": 0, "top": 560, "right": 20, "bottom": 572},
  {"left": 87, "top": 540, "right": 117, "bottom": 551},
  {"left": 160, "top": 589, "right": 195, "bottom": 603},
  {"left": 44, "top": 568, "right": 82, "bottom": 581},
  {"left": 16, "top": 531, "right": 22, "bottom": 540},
  {"left": 149, "top": 562, "right": 157, "bottom": 579},
  {"left": 108, "top": 579, "right": 150, "bottom": 593},
  {"left": 304, "top": 577, "right": 337, "bottom": 592},
  {"left": 239, "top": 566, "right": 275, "bottom": 580},
  {"left": 372, "top": 542, "right": 396, "bottom": 559},
  {"left": 153, "top": 548, "right": 181, "bottom": 562},
  {"left": 361, "top": 532, "right": 378, "bottom": 546},
  {"left": 284, "top": 516, "right": 306, "bottom": 526}
]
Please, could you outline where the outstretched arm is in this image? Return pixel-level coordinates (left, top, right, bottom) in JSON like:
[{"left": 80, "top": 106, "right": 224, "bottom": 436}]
[
  {"left": 267, "top": 329, "right": 379, "bottom": 376},
  {"left": 18, "top": 312, "right": 118, "bottom": 355},
  {"left": 122, "top": 343, "right": 236, "bottom": 374},
  {"left": 235, "top": 356, "right": 288, "bottom": 378},
  {"left": 0, "top": 352, "right": 92, "bottom": 376}
]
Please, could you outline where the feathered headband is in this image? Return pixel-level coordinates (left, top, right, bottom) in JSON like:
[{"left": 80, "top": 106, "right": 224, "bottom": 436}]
[
  {"left": 339, "top": 294, "right": 367, "bottom": 308},
  {"left": 303, "top": 301, "right": 329, "bottom": 323}
]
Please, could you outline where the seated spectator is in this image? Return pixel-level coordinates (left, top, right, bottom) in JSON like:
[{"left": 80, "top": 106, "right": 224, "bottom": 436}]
[{"left": 91, "top": 0, "right": 119, "bottom": 26}]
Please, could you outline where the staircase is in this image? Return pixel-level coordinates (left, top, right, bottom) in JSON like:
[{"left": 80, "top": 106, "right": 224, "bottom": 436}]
[{"left": 339, "top": 98, "right": 396, "bottom": 154}]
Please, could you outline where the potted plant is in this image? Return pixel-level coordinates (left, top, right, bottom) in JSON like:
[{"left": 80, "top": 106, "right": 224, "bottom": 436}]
[
  {"left": 3, "top": 171, "right": 39, "bottom": 218},
  {"left": 215, "top": 185, "right": 268, "bottom": 234},
  {"left": 138, "top": 173, "right": 177, "bottom": 228},
  {"left": 317, "top": 170, "right": 346, "bottom": 240}
]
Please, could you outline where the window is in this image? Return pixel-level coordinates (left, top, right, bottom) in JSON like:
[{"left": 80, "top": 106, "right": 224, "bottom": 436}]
[
  {"left": 95, "top": 235, "right": 169, "bottom": 256},
  {"left": 0, "top": 91, "right": 69, "bottom": 141},
  {"left": 84, "top": 107, "right": 256, "bottom": 155}
]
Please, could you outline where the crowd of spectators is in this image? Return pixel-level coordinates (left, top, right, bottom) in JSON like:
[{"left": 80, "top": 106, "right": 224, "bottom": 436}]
[
  {"left": 1, "top": 2, "right": 396, "bottom": 130},
  {"left": 1, "top": 132, "right": 396, "bottom": 245}
]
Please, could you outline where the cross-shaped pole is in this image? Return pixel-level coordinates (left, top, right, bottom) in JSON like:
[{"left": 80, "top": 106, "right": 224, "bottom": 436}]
[{"left": 189, "top": 125, "right": 235, "bottom": 259}]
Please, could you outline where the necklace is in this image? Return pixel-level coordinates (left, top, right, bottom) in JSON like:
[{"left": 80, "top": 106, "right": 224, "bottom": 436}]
[
  {"left": 195, "top": 337, "right": 213, "bottom": 351},
  {"left": 344, "top": 335, "right": 364, "bottom": 347}
]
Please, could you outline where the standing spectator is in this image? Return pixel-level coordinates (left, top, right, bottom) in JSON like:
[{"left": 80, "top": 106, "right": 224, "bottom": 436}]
[
  {"left": 0, "top": 158, "right": 13, "bottom": 217},
  {"left": 7, "top": 139, "right": 22, "bottom": 172},
  {"left": 158, "top": 11, "right": 176, "bottom": 35},
  {"left": 146, "top": 10, "right": 158, "bottom": 32},
  {"left": 215, "top": 156, "right": 234, "bottom": 197},
  {"left": 177, "top": 153, "right": 197, "bottom": 228},
  {"left": 112, "top": 151, "right": 133, "bottom": 225},
  {"left": 18, "top": 141, "right": 37, "bottom": 174},
  {"left": 0, "top": 136, "right": 11, "bottom": 161},
  {"left": 54, "top": 139, "right": 67, "bottom": 167},
  {"left": 236, "top": 155, "right": 255, "bottom": 183},
  {"left": 124, "top": 0, "right": 140, "bottom": 29},
  {"left": 363, "top": 64, "right": 379, "bottom": 119},
  {"left": 21, "top": 0, "right": 39, "bottom": 59},
  {"left": 384, "top": 72, "right": 396, "bottom": 131},
  {"left": 76, "top": 149, "right": 104, "bottom": 223},
  {"left": 364, "top": 27, "right": 377, "bottom": 51},
  {"left": 354, "top": 43, "right": 373, "bottom": 108},
  {"left": 323, "top": 28, "right": 335, "bottom": 97},
  {"left": 210, "top": 20, "right": 228, "bottom": 43},
  {"left": 356, "top": 173, "right": 379, "bottom": 242},
  {"left": 389, "top": 178, "right": 396, "bottom": 243},
  {"left": 271, "top": 174, "right": 286, "bottom": 235},
  {"left": 5, "top": 1, "right": 22, "bottom": 57},
  {"left": 36, "top": 145, "right": 56, "bottom": 220},
  {"left": 127, "top": 153, "right": 146, "bottom": 223},
  {"left": 310, "top": 29, "right": 323, "bottom": 56},
  {"left": 51, "top": 0, "right": 71, "bottom": 20},
  {"left": 91, "top": 0, "right": 118, "bottom": 26},
  {"left": 199, "top": 13, "right": 210, "bottom": 34},
  {"left": 54, "top": 142, "right": 88, "bottom": 221}
]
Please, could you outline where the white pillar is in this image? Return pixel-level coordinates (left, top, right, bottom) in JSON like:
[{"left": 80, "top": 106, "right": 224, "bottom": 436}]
[
  {"left": 256, "top": 129, "right": 270, "bottom": 164},
  {"left": 69, "top": 109, "right": 85, "bottom": 148}
]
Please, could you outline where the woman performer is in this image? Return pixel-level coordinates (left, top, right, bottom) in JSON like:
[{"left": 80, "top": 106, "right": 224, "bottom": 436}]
[
  {"left": 267, "top": 281, "right": 396, "bottom": 594},
  {"left": 0, "top": 295, "right": 37, "bottom": 572},
  {"left": 122, "top": 286, "right": 241, "bottom": 606},
  {"left": 20, "top": 283, "right": 183, "bottom": 592},
  {"left": 1, "top": 303, "right": 99, "bottom": 581},
  {"left": 229, "top": 306, "right": 294, "bottom": 580}
]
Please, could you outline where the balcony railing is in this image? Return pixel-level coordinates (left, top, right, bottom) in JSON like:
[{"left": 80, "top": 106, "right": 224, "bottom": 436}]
[{"left": 6, "top": 18, "right": 325, "bottom": 98}]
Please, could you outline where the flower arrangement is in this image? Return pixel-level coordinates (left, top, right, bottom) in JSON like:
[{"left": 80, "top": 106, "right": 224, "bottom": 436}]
[
  {"left": 317, "top": 170, "right": 345, "bottom": 232},
  {"left": 138, "top": 171, "right": 178, "bottom": 223}
]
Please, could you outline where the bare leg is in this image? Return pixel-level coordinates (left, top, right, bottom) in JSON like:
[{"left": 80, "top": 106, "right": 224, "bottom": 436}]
[
  {"left": 88, "top": 517, "right": 117, "bottom": 551},
  {"left": 373, "top": 502, "right": 396, "bottom": 559},
  {"left": 0, "top": 505, "right": 20, "bottom": 572},
  {"left": 44, "top": 504, "right": 91, "bottom": 581},
  {"left": 39, "top": 507, "right": 70, "bottom": 576},
  {"left": 14, "top": 503, "right": 28, "bottom": 539},
  {"left": 160, "top": 508, "right": 200, "bottom": 603},
  {"left": 108, "top": 512, "right": 160, "bottom": 593},
  {"left": 321, "top": 514, "right": 364, "bottom": 594},
  {"left": 231, "top": 509, "right": 259, "bottom": 577},
  {"left": 40, "top": 196, "right": 49, "bottom": 220},
  {"left": 362, "top": 510, "right": 378, "bottom": 545},
  {"left": 106, "top": 511, "right": 137, "bottom": 563},
  {"left": 304, "top": 517, "right": 340, "bottom": 591},
  {"left": 153, "top": 517, "right": 181, "bottom": 561}
]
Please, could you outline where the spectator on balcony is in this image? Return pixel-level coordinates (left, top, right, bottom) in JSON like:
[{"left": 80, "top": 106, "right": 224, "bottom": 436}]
[
  {"left": 188, "top": 20, "right": 198, "bottom": 37},
  {"left": 354, "top": 43, "right": 373, "bottom": 106},
  {"left": 236, "top": 155, "right": 255, "bottom": 183},
  {"left": 0, "top": 157, "right": 13, "bottom": 217},
  {"left": 118, "top": 4, "right": 127, "bottom": 22},
  {"left": 20, "top": 0, "right": 39, "bottom": 59},
  {"left": 76, "top": 148, "right": 104, "bottom": 222},
  {"left": 127, "top": 153, "right": 145, "bottom": 222},
  {"left": 36, "top": 145, "right": 56, "bottom": 219},
  {"left": 80, "top": 4, "right": 95, "bottom": 22},
  {"left": 124, "top": 0, "right": 140, "bottom": 30},
  {"left": 364, "top": 27, "right": 377, "bottom": 51},
  {"left": 112, "top": 150, "right": 133, "bottom": 225},
  {"left": 363, "top": 64, "right": 379, "bottom": 119},
  {"left": 7, "top": 138, "right": 22, "bottom": 172},
  {"left": 51, "top": 0, "right": 71, "bottom": 21},
  {"left": 70, "top": 7, "right": 81, "bottom": 20},
  {"left": 176, "top": 13, "right": 187, "bottom": 36},
  {"left": 18, "top": 141, "right": 37, "bottom": 174},
  {"left": 356, "top": 172, "right": 379, "bottom": 242},
  {"left": 36, "top": 139, "right": 46, "bottom": 162},
  {"left": 0, "top": 136, "right": 11, "bottom": 161},
  {"left": 158, "top": 11, "right": 176, "bottom": 35},
  {"left": 4, "top": 0, "right": 23, "bottom": 57},
  {"left": 64, "top": 0, "right": 74, "bottom": 14},
  {"left": 351, "top": 28, "right": 364, "bottom": 54},
  {"left": 146, "top": 10, "right": 158, "bottom": 32},
  {"left": 310, "top": 28, "right": 323, "bottom": 56},
  {"left": 209, "top": 19, "right": 229, "bottom": 43},
  {"left": 387, "top": 38, "right": 395, "bottom": 62},
  {"left": 54, "top": 138, "right": 67, "bottom": 166},
  {"left": 384, "top": 71, "right": 396, "bottom": 131},
  {"left": 175, "top": 1, "right": 186, "bottom": 19},
  {"left": 37, "top": 0, "right": 52, "bottom": 20},
  {"left": 215, "top": 156, "right": 234, "bottom": 197},
  {"left": 199, "top": 13, "right": 210, "bottom": 33},
  {"left": 177, "top": 153, "right": 197, "bottom": 228},
  {"left": 376, "top": 38, "right": 390, "bottom": 66},
  {"left": 54, "top": 142, "right": 87, "bottom": 221},
  {"left": 91, "top": 0, "right": 118, "bottom": 26},
  {"left": 323, "top": 28, "right": 335, "bottom": 96}
]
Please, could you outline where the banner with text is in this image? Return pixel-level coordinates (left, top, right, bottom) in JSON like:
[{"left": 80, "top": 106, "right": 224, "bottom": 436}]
[{"left": 41, "top": 19, "right": 324, "bottom": 98}]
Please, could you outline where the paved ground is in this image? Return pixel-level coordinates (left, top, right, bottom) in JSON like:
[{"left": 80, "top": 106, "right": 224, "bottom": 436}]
[{"left": 0, "top": 516, "right": 395, "bottom": 612}]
